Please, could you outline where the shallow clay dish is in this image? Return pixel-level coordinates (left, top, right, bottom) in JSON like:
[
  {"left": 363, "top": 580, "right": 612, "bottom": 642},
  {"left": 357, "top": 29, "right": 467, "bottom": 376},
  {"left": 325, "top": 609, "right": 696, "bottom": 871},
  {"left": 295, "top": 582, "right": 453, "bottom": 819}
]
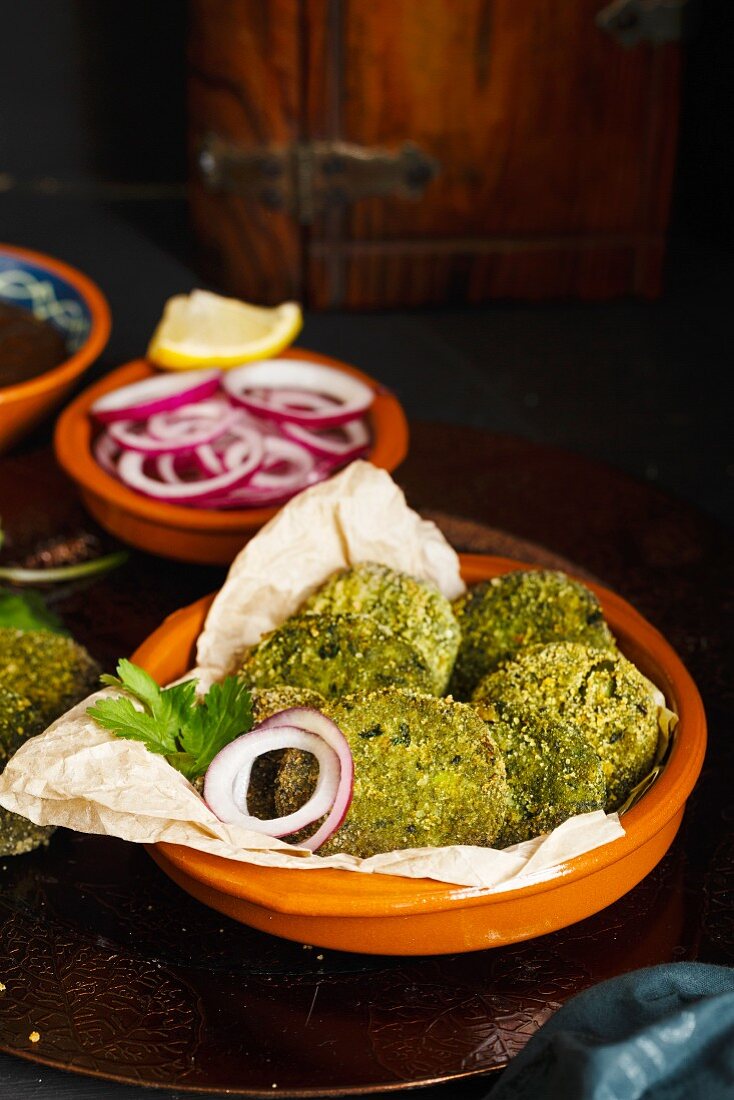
[
  {"left": 0, "top": 243, "right": 110, "bottom": 453},
  {"left": 54, "top": 351, "right": 409, "bottom": 565},
  {"left": 132, "top": 554, "right": 706, "bottom": 956}
]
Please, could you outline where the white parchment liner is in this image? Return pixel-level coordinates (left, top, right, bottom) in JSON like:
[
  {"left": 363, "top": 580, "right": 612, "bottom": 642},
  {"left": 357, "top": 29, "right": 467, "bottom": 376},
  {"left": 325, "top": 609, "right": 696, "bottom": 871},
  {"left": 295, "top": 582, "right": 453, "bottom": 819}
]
[{"left": 0, "top": 461, "right": 640, "bottom": 890}]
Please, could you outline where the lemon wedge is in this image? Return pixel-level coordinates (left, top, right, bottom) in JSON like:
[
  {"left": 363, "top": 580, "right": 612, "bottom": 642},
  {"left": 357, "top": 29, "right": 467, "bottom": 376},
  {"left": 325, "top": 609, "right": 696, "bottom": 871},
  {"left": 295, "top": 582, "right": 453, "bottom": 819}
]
[{"left": 147, "top": 290, "right": 303, "bottom": 370}]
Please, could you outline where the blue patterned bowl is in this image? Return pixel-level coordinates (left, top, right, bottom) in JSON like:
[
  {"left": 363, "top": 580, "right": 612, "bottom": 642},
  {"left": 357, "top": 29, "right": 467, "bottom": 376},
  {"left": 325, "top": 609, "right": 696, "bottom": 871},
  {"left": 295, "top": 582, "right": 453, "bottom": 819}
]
[{"left": 0, "top": 243, "right": 110, "bottom": 452}]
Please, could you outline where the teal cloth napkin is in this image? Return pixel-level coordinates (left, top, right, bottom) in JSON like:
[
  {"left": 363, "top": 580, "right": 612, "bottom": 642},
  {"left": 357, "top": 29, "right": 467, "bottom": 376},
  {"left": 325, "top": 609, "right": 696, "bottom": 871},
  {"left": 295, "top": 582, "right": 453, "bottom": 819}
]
[{"left": 489, "top": 963, "right": 734, "bottom": 1099}]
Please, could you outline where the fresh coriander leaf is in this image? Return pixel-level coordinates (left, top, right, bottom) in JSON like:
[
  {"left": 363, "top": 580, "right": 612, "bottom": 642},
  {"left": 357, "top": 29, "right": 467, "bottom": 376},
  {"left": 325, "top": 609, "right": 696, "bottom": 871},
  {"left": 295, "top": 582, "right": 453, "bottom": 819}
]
[
  {"left": 165, "top": 751, "right": 197, "bottom": 775},
  {"left": 101, "top": 660, "right": 195, "bottom": 751},
  {"left": 0, "top": 586, "right": 67, "bottom": 634},
  {"left": 87, "top": 696, "right": 177, "bottom": 757},
  {"left": 104, "top": 659, "right": 166, "bottom": 715},
  {"left": 181, "top": 676, "right": 254, "bottom": 775},
  {"left": 87, "top": 661, "right": 253, "bottom": 782}
]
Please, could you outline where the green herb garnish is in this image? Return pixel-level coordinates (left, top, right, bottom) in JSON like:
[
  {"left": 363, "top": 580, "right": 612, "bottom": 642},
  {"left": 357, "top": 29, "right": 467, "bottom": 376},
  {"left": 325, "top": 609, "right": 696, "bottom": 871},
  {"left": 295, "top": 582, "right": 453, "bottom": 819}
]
[
  {"left": 0, "top": 550, "right": 129, "bottom": 586},
  {"left": 0, "top": 586, "right": 68, "bottom": 634},
  {"left": 0, "top": 516, "right": 128, "bottom": 586},
  {"left": 87, "top": 658, "right": 253, "bottom": 782}
]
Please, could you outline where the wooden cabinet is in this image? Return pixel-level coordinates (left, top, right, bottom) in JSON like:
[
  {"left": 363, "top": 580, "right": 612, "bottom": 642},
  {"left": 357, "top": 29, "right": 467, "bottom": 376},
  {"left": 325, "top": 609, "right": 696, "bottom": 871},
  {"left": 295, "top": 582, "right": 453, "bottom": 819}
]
[{"left": 188, "top": 0, "right": 681, "bottom": 308}]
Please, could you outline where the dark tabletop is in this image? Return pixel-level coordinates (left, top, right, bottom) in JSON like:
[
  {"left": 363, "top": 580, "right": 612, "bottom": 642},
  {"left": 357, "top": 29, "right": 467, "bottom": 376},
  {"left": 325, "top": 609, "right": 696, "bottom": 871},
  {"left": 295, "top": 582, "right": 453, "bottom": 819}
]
[
  {"left": 0, "top": 421, "right": 732, "bottom": 1100},
  {"left": 1, "top": 190, "right": 733, "bottom": 1098}
]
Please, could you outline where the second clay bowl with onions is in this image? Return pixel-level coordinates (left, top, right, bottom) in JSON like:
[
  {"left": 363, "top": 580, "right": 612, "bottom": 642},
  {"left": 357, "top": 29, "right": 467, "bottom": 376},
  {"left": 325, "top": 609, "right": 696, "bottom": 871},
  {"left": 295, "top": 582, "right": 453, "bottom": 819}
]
[{"left": 54, "top": 350, "right": 409, "bottom": 565}]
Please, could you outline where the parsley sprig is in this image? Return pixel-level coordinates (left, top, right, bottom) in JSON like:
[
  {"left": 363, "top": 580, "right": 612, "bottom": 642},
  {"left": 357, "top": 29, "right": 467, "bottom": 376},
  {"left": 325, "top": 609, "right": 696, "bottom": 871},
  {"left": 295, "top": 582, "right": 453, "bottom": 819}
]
[{"left": 87, "top": 659, "right": 253, "bottom": 782}]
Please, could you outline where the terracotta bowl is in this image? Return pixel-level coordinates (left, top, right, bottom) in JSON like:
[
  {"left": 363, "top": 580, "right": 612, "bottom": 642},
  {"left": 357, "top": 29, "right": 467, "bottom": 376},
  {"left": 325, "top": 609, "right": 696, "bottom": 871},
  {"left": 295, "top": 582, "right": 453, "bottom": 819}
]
[
  {"left": 132, "top": 554, "right": 707, "bottom": 956},
  {"left": 54, "top": 352, "right": 409, "bottom": 565},
  {"left": 0, "top": 243, "right": 111, "bottom": 453}
]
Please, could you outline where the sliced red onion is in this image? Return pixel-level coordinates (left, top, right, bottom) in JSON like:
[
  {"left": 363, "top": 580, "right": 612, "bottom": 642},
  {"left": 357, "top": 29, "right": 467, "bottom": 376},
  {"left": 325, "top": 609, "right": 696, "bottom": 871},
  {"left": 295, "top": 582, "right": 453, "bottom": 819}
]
[
  {"left": 106, "top": 408, "right": 238, "bottom": 456},
  {"left": 223, "top": 360, "right": 374, "bottom": 428},
  {"left": 254, "top": 708, "right": 354, "bottom": 851},
  {"left": 115, "top": 444, "right": 263, "bottom": 503},
  {"left": 91, "top": 369, "right": 221, "bottom": 424},
  {"left": 194, "top": 443, "right": 224, "bottom": 476},
  {"left": 156, "top": 452, "right": 178, "bottom": 484},
  {"left": 204, "top": 724, "right": 341, "bottom": 838},
  {"left": 188, "top": 452, "right": 350, "bottom": 510},
  {"left": 280, "top": 418, "right": 371, "bottom": 460},
  {"left": 218, "top": 426, "right": 275, "bottom": 473},
  {"left": 157, "top": 448, "right": 228, "bottom": 485},
  {"left": 249, "top": 435, "right": 315, "bottom": 489},
  {"left": 90, "top": 369, "right": 372, "bottom": 511},
  {"left": 195, "top": 435, "right": 315, "bottom": 509},
  {"left": 223, "top": 439, "right": 257, "bottom": 470},
  {"left": 146, "top": 398, "right": 233, "bottom": 440},
  {"left": 252, "top": 388, "right": 340, "bottom": 415},
  {"left": 93, "top": 431, "right": 121, "bottom": 475},
  {"left": 183, "top": 482, "right": 304, "bottom": 510}
]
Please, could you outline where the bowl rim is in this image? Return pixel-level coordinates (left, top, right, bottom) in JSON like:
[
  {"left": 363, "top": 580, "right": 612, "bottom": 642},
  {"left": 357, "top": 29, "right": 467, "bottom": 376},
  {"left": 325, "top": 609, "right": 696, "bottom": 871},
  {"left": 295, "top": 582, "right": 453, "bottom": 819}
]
[
  {"left": 136, "top": 553, "right": 707, "bottom": 919},
  {"left": 0, "top": 242, "right": 111, "bottom": 402},
  {"left": 53, "top": 353, "right": 409, "bottom": 531}
]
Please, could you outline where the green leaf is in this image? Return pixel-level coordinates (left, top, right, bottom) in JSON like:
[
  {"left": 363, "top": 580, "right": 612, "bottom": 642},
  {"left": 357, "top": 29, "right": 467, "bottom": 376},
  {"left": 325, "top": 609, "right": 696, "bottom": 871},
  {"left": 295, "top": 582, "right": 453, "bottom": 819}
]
[
  {"left": 0, "top": 586, "right": 68, "bottom": 634},
  {"left": 180, "top": 676, "right": 254, "bottom": 775},
  {"left": 165, "top": 751, "right": 198, "bottom": 775},
  {"left": 113, "top": 659, "right": 166, "bottom": 714},
  {"left": 0, "top": 550, "right": 129, "bottom": 586},
  {"left": 87, "top": 696, "right": 176, "bottom": 757},
  {"left": 87, "top": 661, "right": 253, "bottom": 782}
]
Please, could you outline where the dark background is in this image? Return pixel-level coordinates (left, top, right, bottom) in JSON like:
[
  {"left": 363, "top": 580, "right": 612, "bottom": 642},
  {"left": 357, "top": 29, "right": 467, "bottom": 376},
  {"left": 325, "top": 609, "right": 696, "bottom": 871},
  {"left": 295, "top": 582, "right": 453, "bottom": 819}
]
[{"left": 0, "top": 0, "right": 732, "bottom": 530}]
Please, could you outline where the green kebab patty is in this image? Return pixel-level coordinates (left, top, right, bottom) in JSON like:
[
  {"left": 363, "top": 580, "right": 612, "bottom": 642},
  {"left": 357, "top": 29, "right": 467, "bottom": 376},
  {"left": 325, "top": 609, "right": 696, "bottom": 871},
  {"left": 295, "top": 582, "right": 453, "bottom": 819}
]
[
  {"left": 472, "top": 641, "right": 662, "bottom": 811},
  {"left": 0, "top": 627, "right": 100, "bottom": 727},
  {"left": 475, "top": 703, "right": 606, "bottom": 847},
  {"left": 274, "top": 688, "right": 509, "bottom": 858},
  {"left": 245, "top": 685, "right": 328, "bottom": 820},
  {"left": 239, "top": 612, "right": 436, "bottom": 700},
  {"left": 0, "top": 683, "right": 54, "bottom": 856},
  {"left": 301, "top": 562, "right": 460, "bottom": 695},
  {"left": 449, "top": 570, "right": 616, "bottom": 700}
]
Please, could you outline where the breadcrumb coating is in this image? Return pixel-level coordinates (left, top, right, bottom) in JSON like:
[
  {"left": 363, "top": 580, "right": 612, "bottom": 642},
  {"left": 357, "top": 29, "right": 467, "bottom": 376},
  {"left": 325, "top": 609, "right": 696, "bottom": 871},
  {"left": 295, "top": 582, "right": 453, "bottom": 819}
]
[
  {"left": 473, "top": 641, "right": 661, "bottom": 810},
  {"left": 449, "top": 570, "right": 616, "bottom": 700}
]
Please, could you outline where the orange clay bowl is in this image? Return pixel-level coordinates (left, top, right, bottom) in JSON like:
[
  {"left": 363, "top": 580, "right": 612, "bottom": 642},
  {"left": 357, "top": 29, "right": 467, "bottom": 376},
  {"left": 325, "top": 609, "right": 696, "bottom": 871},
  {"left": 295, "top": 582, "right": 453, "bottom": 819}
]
[
  {"left": 53, "top": 352, "right": 409, "bottom": 565},
  {"left": 132, "top": 554, "right": 707, "bottom": 956},
  {"left": 0, "top": 243, "right": 110, "bottom": 453}
]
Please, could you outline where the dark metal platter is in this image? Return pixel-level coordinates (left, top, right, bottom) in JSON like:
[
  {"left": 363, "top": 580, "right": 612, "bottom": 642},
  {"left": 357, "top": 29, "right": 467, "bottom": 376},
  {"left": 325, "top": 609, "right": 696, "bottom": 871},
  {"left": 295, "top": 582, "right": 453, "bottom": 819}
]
[{"left": 0, "top": 425, "right": 732, "bottom": 1096}]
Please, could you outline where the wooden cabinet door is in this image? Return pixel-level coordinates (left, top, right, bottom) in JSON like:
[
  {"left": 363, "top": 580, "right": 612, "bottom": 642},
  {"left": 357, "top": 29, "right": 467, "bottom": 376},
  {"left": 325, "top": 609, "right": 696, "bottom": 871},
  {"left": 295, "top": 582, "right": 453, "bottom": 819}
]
[
  {"left": 188, "top": 0, "right": 304, "bottom": 302},
  {"left": 188, "top": 0, "right": 681, "bottom": 308}
]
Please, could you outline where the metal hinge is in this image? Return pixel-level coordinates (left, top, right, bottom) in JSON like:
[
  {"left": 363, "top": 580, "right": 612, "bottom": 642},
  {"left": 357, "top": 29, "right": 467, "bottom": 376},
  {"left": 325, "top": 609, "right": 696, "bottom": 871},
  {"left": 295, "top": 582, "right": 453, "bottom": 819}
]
[
  {"left": 198, "top": 134, "right": 439, "bottom": 224},
  {"left": 596, "top": 0, "right": 688, "bottom": 46}
]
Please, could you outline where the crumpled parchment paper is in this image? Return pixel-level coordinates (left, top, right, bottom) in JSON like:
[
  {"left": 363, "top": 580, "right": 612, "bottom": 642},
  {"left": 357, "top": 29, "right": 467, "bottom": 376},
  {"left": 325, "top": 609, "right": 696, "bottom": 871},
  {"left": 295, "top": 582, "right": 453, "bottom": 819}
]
[{"left": 0, "top": 460, "right": 659, "bottom": 890}]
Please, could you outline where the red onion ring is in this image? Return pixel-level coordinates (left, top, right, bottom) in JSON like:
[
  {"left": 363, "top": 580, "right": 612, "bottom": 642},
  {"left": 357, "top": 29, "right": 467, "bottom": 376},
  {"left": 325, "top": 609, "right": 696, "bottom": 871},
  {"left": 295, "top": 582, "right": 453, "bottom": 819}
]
[
  {"left": 106, "top": 407, "right": 238, "bottom": 456},
  {"left": 194, "top": 444, "right": 224, "bottom": 476},
  {"left": 204, "top": 709, "right": 354, "bottom": 851},
  {"left": 249, "top": 435, "right": 315, "bottom": 489},
  {"left": 254, "top": 708, "right": 355, "bottom": 851},
  {"left": 249, "top": 388, "right": 340, "bottom": 415},
  {"left": 115, "top": 443, "right": 262, "bottom": 503},
  {"left": 196, "top": 436, "right": 315, "bottom": 509},
  {"left": 204, "top": 724, "right": 341, "bottom": 837},
  {"left": 223, "top": 360, "right": 373, "bottom": 428},
  {"left": 279, "top": 418, "right": 371, "bottom": 460},
  {"left": 154, "top": 451, "right": 213, "bottom": 484},
  {"left": 91, "top": 368, "right": 372, "bottom": 510},
  {"left": 91, "top": 369, "right": 222, "bottom": 424},
  {"left": 146, "top": 399, "right": 233, "bottom": 440},
  {"left": 93, "top": 431, "right": 121, "bottom": 475}
]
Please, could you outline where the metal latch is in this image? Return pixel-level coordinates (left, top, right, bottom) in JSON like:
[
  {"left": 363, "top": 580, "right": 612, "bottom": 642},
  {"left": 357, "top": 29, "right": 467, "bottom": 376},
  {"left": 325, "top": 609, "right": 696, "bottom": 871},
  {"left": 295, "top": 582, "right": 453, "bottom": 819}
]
[
  {"left": 596, "top": 0, "right": 688, "bottom": 45},
  {"left": 198, "top": 134, "right": 439, "bottom": 224}
]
